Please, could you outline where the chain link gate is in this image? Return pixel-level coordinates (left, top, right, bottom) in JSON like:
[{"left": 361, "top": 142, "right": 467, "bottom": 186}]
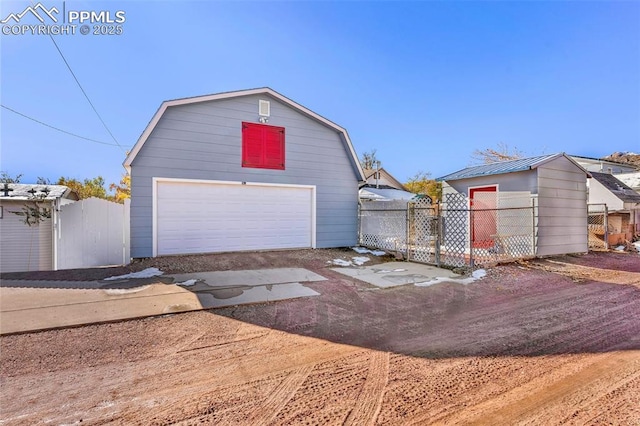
[
  {"left": 407, "top": 197, "right": 438, "bottom": 264},
  {"left": 438, "top": 193, "right": 469, "bottom": 268}
]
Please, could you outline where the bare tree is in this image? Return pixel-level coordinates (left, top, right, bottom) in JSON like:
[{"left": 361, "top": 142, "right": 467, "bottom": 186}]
[
  {"left": 360, "top": 149, "right": 381, "bottom": 170},
  {"left": 471, "top": 143, "right": 524, "bottom": 164}
]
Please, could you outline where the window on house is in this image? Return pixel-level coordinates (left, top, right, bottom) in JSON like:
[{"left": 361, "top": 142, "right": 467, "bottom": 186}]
[{"left": 242, "top": 122, "right": 285, "bottom": 170}]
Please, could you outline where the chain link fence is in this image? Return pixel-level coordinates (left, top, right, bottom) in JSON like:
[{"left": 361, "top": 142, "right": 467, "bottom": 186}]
[
  {"left": 359, "top": 193, "right": 537, "bottom": 268},
  {"left": 359, "top": 200, "right": 408, "bottom": 254}
]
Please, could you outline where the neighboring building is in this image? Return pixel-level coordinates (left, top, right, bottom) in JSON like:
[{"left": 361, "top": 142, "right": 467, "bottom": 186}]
[
  {"left": 588, "top": 172, "right": 640, "bottom": 243},
  {"left": 359, "top": 167, "right": 417, "bottom": 201},
  {"left": 616, "top": 172, "right": 640, "bottom": 192},
  {"left": 438, "top": 153, "right": 591, "bottom": 257},
  {"left": 571, "top": 155, "right": 638, "bottom": 174},
  {"left": 0, "top": 184, "right": 78, "bottom": 273},
  {"left": 124, "top": 88, "right": 365, "bottom": 258},
  {"left": 362, "top": 168, "right": 407, "bottom": 190}
]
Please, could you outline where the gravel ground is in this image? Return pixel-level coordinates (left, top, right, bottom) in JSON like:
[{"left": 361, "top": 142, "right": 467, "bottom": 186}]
[{"left": 1, "top": 250, "right": 639, "bottom": 425}]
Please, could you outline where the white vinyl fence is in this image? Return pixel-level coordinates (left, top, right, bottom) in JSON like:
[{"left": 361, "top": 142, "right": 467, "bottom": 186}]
[{"left": 56, "top": 198, "right": 130, "bottom": 270}]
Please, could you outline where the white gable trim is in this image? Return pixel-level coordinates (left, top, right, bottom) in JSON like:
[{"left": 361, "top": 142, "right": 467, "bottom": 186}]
[
  {"left": 531, "top": 153, "right": 592, "bottom": 177},
  {"left": 124, "top": 88, "right": 365, "bottom": 181}
]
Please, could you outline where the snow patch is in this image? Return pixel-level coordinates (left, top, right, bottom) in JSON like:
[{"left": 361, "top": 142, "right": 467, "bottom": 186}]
[
  {"left": 103, "top": 268, "right": 163, "bottom": 281},
  {"left": 375, "top": 268, "right": 407, "bottom": 274},
  {"left": 614, "top": 245, "right": 626, "bottom": 252},
  {"left": 415, "top": 268, "right": 487, "bottom": 287},
  {"left": 472, "top": 269, "right": 487, "bottom": 279},
  {"left": 634, "top": 241, "right": 640, "bottom": 253},
  {"left": 104, "top": 285, "right": 151, "bottom": 295},
  {"left": 352, "top": 256, "right": 370, "bottom": 266},
  {"left": 352, "top": 247, "right": 386, "bottom": 256},
  {"left": 328, "top": 256, "right": 372, "bottom": 266},
  {"left": 176, "top": 279, "right": 198, "bottom": 287}
]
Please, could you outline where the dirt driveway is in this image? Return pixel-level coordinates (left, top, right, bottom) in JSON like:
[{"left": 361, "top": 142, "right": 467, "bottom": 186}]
[{"left": 1, "top": 250, "right": 639, "bottom": 425}]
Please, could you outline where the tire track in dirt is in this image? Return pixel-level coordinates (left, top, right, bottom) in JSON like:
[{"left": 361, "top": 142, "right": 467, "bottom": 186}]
[
  {"left": 437, "top": 350, "right": 640, "bottom": 425},
  {"left": 344, "top": 351, "right": 389, "bottom": 426},
  {"left": 245, "top": 365, "right": 314, "bottom": 425},
  {"left": 175, "top": 321, "right": 271, "bottom": 353}
]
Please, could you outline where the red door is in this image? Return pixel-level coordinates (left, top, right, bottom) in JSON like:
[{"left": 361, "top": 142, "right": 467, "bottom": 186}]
[{"left": 470, "top": 186, "right": 497, "bottom": 249}]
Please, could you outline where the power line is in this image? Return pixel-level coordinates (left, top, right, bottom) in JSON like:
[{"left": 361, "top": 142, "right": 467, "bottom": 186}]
[
  {"left": 44, "top": 33, "right": 127, "bottom": 154},
  {"left": 1, "top": 104, "right": 122, "bottom": 147}
]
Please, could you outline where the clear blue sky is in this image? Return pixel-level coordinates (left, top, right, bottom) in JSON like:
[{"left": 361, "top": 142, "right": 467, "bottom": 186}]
[{"left": 1, "top": 0, "right": 639, "bottom": 188}]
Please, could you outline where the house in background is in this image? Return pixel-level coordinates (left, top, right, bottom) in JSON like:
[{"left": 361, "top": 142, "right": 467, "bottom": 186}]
[
  {"left": 359, "top": 167, "right": 417, "bottom": 201},
  {"left": 617, "top": 172, "right": 640, "bottom": 192},
  {"left": 438, "top": 153, "right": 591, "bottom": 257},
  {"left": 124, "top": 88, "right": 365, "bottom": 258},
  {"left": 588, "top": 172, "right": 640, "bottom": 243},
  {"left": 571, "top": 155, "right": 638, "bottom": 175},
  {"left": 0, "top": 184, "right": 78, "bottom": 273}
]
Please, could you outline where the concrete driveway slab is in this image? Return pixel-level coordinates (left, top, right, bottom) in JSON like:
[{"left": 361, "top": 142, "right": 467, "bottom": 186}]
[
  {"left": 331, "top": 261, "right": 461, "bottom": 288},
  {"left": 0, "top": 284, "right": 202, "bottom": 335},
  {"left": 170, "top": 268, "right": 327, "bottom": 309},
  {"left": 169, "top": 268, "right": 327, "bottom": 287},
  {"left": 1, "top": 268, "right": 329, "bottom": 334},
  {"left": 196, "top": 283, "right": 320, "bottom": 308}
]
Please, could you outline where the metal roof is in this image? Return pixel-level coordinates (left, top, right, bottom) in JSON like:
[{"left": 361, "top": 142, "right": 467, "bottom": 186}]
[{"left": 437, "top": 153, "right": 572, "bottom": 181}]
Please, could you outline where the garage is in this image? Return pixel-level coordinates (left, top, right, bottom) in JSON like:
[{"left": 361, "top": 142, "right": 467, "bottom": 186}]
[
  {"left": 125, "top": 88, "right": 364, "bottom": 258},
  {"left": 154, "top": 179, "right": 315, "bottom": 256}
]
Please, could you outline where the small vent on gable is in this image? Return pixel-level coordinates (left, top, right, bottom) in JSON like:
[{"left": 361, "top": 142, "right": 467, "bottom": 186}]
[{"left": 259, "top": 100, "right": 270, "bottom": 117}]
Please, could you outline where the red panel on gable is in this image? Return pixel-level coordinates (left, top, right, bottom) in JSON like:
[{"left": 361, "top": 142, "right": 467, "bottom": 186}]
[{"left": 241, "top": 122, "right": 285, "bottom": 170}]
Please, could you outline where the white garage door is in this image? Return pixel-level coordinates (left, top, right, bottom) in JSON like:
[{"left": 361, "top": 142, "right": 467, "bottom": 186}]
[{"left": 155, "top": 180, "right": 314, "bottom": 255}]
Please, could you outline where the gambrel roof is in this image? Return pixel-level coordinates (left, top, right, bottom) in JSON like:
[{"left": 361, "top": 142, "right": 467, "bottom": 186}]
[{"left": 124, "top": 87, "right": 365, "bottom": 181}]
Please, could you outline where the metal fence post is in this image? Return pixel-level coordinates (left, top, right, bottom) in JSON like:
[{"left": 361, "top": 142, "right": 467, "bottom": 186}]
[
  {"left": 532, "top": 197, "right": 536, "bottom": 256},
  {"left": 469, "top": 208, "right": 474, "bottom": 268},
  {"left": 357, "top": 202, "right": 361, "bottom": 246},
  {"left": 435, "top": 207, "right": 442, "bottom": 267},
  {"left": 405, "top": 203, "right": 411, "bottom": 261},
  {"left": 604, "top": 205, "right": 609, "bottom": 250}
]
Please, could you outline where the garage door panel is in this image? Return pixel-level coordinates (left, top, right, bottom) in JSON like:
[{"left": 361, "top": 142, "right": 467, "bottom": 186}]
[{"left": 156, "top": 181, "right": 313, "bottom": 255}]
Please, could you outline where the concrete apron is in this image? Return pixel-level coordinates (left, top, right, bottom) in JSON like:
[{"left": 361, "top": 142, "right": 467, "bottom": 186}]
[
  {"left": 0, "top": 268, "right": 327, "bottom": 335},
  {"left": 170, "top": 268, "right": 327, "bottom": 309},
  {"left": 331, "top": 261, "right": 461, "bottom": 288}
]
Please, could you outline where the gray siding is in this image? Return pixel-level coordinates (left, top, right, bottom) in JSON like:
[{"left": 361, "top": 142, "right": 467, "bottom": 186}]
[
  {"left": 443, "top": 170, "right": 538, "bottom": 196},
  {"left": 130, "top": 94, "right": 360, "bottom": 257},
  {"left": 536, "top": 156, "right": 588, "bottom": 256}
]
